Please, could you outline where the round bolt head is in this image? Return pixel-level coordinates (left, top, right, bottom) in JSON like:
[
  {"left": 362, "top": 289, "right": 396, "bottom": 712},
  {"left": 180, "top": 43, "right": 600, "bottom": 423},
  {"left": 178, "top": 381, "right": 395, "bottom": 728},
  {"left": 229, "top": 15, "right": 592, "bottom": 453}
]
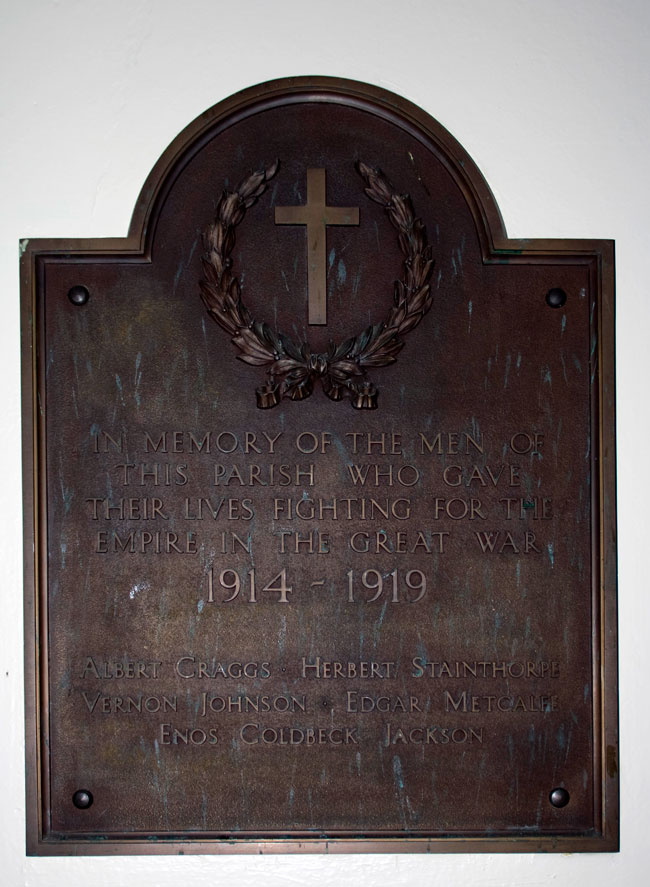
[
  {"left": 549, "top": 787, "right": 570, "bottom": 808},
  {"left": 68, "top": 285, "right": 89, "bottom": 306},
  {"left": 72, "top": 789, "right": 93, "bottom": 809},
  {"left": 546, "top": 287, "right": 567, "bottom": 308}
]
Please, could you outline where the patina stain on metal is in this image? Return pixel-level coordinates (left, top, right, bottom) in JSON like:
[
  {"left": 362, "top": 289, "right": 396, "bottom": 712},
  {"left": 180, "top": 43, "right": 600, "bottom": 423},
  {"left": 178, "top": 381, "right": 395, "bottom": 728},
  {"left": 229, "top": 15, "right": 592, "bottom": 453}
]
[{"left": 21, "top": 77, "right": 618, "bottom": 854}]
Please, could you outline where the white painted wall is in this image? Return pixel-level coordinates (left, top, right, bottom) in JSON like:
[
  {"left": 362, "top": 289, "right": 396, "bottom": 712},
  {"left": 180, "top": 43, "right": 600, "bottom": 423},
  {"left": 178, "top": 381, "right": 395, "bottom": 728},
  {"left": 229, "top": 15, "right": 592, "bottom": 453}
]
[{"left": 1, "top": 0, "right": 647, "bottom": 883}]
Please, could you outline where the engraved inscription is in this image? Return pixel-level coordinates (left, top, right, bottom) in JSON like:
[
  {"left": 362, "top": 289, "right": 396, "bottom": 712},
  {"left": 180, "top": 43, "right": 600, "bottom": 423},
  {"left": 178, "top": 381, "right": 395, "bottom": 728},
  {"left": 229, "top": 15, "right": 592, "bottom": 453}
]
[{"left": 71, "top": 422, "right": 566, "bottom": 777}]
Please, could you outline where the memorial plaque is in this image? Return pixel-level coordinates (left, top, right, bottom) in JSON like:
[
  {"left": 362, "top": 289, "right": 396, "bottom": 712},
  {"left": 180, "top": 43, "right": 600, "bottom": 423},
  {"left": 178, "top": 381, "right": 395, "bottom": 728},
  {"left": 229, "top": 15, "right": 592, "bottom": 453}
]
[{"left": 21, "top": 77, "right": 618, "bottom": 854}]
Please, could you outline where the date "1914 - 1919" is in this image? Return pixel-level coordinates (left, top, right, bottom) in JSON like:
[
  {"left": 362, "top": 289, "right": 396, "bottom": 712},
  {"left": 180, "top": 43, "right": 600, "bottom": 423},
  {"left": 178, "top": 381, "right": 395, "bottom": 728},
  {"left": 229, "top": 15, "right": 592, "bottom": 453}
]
[{"left": 206, "top": 568, "right": 427, "bottom": 604}]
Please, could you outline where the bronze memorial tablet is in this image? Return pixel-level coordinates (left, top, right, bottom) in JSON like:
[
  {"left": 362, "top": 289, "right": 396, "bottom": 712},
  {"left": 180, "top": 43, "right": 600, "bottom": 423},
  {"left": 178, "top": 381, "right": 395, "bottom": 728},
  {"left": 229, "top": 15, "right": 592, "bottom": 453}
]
[{"left": 21, "top": 77, "right": 618, "bottom": 854}]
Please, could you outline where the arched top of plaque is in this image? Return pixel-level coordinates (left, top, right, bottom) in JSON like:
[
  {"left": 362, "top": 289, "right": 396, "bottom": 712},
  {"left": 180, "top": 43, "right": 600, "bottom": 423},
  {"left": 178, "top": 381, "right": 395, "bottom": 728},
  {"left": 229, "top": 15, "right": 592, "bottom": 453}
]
[{"left": 131, "top": 76, "right": 508, "bottom": 259}]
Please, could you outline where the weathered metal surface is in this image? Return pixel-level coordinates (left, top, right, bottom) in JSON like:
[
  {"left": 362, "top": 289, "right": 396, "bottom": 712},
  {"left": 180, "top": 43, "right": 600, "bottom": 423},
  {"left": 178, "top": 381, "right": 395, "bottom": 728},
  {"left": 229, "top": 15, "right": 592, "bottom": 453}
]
[{"left": 21, "top": 77, "right": 618, "bottom": 855}]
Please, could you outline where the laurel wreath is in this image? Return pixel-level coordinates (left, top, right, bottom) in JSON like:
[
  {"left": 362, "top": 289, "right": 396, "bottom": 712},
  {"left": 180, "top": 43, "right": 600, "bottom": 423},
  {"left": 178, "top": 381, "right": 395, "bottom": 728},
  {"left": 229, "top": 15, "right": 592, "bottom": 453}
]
[{"left": 200, "top": 160, "right": 434, "bottom": 409}]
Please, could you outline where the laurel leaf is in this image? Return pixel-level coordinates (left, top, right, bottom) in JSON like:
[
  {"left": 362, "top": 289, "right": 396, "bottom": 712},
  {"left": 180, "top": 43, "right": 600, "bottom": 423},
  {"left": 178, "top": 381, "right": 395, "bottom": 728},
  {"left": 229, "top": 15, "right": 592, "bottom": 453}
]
[
  {"left": 329, "top": 363, "right": 362, "bottom": 383},
  {"left": 411, "top": 220, "right": 425, "bottom": 253},
  {"left": 204, "top": 303, "right": 237, "bottom": 336},
  {"left": 202, "top": 300, "right": 227, "bottom": 330},
  {"left": 236, "top": 327, "right": 269, "bottom": 354},
  {"left": 361, "top": 186, "right": 384, "bottom": 207},
  {"left": 359, "top": 353, "right": 399, "bottom": 368},
  {"left": 237, "top": 170, "right": 265, "bottom": 198},
  {"left": 250, "top": 183, "right": 266, "bottom": 202},
  {"left": 231, "top": 206, "right": 246, "bottom": 226},
  {"left": 233, "top": 330, "right": 275, "bottom": 365},
  {"left": 329, "top": 359, "right": 361, "bottom": 376},
  {"left": 359, "top": 337, "right": 404, "bottom": 366},
  {"left": 272, "top": 357, "right": 305, "bottom": 375},
  {"left": 420, "top": 258, "right": 435, "bottom": 284},
  {"left": 330, "top": 336, "right": 356, "bottom": 360},
  {"left": 222, "top": 229, "right": 235, "bottom": 257},
  {"left": 222, "top": 289, "right": 236, "bottom": 316},
  {"left": 260, "top": 323, "right": 282, "bottom": 353},
  {"left": 349, "top": 325, "right": 373, "bottom": 356},
  {"left": 392, "top": 302, "right": 408, "bottom": 327},
  {"left": 384, "top": 306, "right": 400, "bottom": 329},
  {"left": 360, "top": 164, "right": 393, "bottom": 204},
  {"left": 359, "top": 351, "right": 400, "bottom": 368},
  {"left": 352, "top": 322, "right": 384, "bottom": 356},
  {"left": 389, "top": 195, "right": 408, "bottom": 227},
  {"left": 198, "top": 280, "right": 218, "bottom": 309},
  {"left": 398, "top": 312, "right": 424, "bottom": 334},
  {"left": 201, "top": 257, "right": 220, "bottom": 288},
  {"left": 219, "top": 270, "right": 232, "bottom": 295},
  {"left": 237, "top": 162, "right": 280, "bottom": 208},
  {"left": 394, "top": 280, "right": 407, "bottom": 306},
  {"left": 362, "top": 327, "right": 397, "bottom": 355},
  {"left": 410, "top": 285, "right": 430, "bottom": 313},
  {"left": 398, "top": 231, "right": 411, "bottom": 256},
  {"left": 252, "top": 320, "right": 269, "bottom": 344},
  {"left": 279, "top": 334, "right": 303, "bottom": 362},
  {"left": 212, "top": 224, "right": 225, "bottom": 254},
  {"left": 219, "top": 193, "right": 240, "bottom": 223},
  {"left": 403, "top": 261, "right": 413, "bottom": 285},
  {"left": 236, "top": 353, "right": 271, "bottom": 367}
]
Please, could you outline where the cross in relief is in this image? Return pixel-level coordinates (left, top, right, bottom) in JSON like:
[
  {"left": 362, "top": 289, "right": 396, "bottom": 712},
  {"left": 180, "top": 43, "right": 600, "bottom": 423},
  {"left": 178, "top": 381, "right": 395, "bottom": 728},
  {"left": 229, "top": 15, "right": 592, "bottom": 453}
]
[{"left": 275, "top": 168, "right": 359, "bottom": 325}]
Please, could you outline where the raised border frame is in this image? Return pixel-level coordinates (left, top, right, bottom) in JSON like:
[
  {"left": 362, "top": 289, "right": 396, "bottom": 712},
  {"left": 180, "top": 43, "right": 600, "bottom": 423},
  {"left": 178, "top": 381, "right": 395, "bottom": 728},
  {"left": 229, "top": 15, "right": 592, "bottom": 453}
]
[{"left": 21, "top": 76, "right": 618, "bottom": 855}]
